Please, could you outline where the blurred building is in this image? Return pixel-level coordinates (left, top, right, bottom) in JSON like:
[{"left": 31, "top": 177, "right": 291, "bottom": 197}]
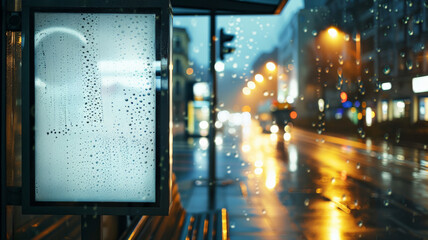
[
  {"left": 276, "top": 1, "right": 329, "bottom": 121},
  {"left": 172, "top": 27, "right": 191, "bottom": 134},
  {"left": 326, "top": 0, "right": 428, "bottom": 124},
  {"left": 277, "top": 0, "right": 428, "bottom": 128}
]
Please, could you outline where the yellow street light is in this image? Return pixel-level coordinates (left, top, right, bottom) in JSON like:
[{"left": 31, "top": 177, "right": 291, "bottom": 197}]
[
  {"left": 327, "top": 27, "right": 338, "bottom": 38},
  {"left": 247, "top": 81, "right": 256, "bottom": 89},
  {"left": 242, "top": 87, "right": 251, "bottom": 95},
  {"left": 255, "top": 73, "right": 264, "bottom": 83},
  {"left": 266, "top": 61, "right": 276, "bottom": 71}
]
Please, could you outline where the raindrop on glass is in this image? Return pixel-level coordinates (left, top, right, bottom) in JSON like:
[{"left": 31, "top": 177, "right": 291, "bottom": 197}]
[
  {"left": 384, "top": 200, "right": 389, "bottom": 206},
  {"left": 344, "top": 34, "right": 350, "bottom": 41},
  {"left": 304, "top": 199, "right": 310, "bottom": 206},
  {"left": 406, "top": 60, "right": 413, "bottom": 70},
  {"left": 358, "top": 221, "right": 363, "bottom": 227},
  {"left": 383, "top": 65, "right": 391, "bottom": 75},
  {"left": 356, "top": 162, "right": 361, "bottom": 169},
  {"left": 387, "top": 189, "right": 392, "bottom": 195}
]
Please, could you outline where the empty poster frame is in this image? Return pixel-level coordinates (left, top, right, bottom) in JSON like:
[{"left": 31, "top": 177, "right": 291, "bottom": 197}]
[{"left": 22, "top": 0, "right": 172, "bottom": 216}]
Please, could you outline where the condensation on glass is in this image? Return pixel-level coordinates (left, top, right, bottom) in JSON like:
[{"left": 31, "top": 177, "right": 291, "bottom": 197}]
[{"left": 34, "top": 13, "right": 156, "bottom": 202}]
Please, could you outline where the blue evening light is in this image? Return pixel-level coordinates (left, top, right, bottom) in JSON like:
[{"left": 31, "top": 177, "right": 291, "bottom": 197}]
[
  {"left": 342, "top": 101, "right": 352, "bottom": 108},
  {"left": 354, "top": 101, "right": 361, "bottom": 108}
]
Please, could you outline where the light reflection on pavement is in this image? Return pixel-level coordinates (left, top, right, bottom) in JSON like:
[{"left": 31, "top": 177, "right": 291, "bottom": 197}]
[{"left": 173, "top": 120, "right": 428, "bottom": 239}]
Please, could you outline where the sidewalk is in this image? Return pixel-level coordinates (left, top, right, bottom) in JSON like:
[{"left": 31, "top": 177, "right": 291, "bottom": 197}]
[{"left": 172, "top": 133, "right": 303, "bottom": 240}]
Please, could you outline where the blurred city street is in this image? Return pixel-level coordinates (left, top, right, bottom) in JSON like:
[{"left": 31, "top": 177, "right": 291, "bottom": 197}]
[
  {"left": 5, "top": 0, "right": 428, "bottom": 239},
  {"left": 174, "top": 122, "right": 428, "bottom": 239}
]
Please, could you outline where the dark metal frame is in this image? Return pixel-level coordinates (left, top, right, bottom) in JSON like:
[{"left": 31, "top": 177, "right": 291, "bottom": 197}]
[
  {"left": 21, "top": 0, "right": 172, "bottom": 216},
  {"left": 171, "top": 0, "right": 288, "bottom": 15},
  {"left": 1, "top": 0, "right": 7, "bottom": 238}
]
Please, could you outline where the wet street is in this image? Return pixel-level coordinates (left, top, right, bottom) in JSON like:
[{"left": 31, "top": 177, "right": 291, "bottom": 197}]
[{"left": 173, "top": 121, "right": 428, "bottom": 240}]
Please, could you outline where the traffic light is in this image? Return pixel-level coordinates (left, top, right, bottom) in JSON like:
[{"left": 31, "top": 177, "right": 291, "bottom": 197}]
[{"left": 219, "top": 28, "right": 235, "bottom": 60}]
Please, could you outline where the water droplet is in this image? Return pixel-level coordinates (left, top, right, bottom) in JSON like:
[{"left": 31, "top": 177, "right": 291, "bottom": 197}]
[
  {"left": 246, "top": 217, "right": 250, "bottom": 221},
  {"left": 342, "top": 194, "right": 347, "bottom": 201},
  {"left": 384, "top": 133, "right": 389, "bottom": 140},
  {"left": 383, "top": 65, "right": 391, "bottom": 75},
  {"left": 354, "top": 200, "right": 358, "bottom": 206},
  {"left": 384, "top": 200, "right": 389, "bottom": 206},
  {"left": 344, "top": 34, "right": 350, "bottom": 41},
  {"left": 304, "top": 199, "right": 310, "bottom": 206},
  {"left": 262, "top": 209, "right": 266, "bottom": 214},
  {"left": 387, "top": 189, "right": 392, "bottom": 195},
  {"left": 331, "top": 177, "right": 336, "bottom": 183},
  {"left": 338, "top": 56, "right": 344, "bottom": 65},
  {"left": 312, "top": 30, "right": 317, "bottom": 36},
  {"left": 356, "top": 162, "right": 361, "bottom": 169},
  {"left": 408, "top": 30, "right": 414, "bottom": 36},
  {"left": 406, "top": 60, "right": 413, "bottom": 70},
  {"left": 358, "top": 220, "right": 363, "bottom": 227}
]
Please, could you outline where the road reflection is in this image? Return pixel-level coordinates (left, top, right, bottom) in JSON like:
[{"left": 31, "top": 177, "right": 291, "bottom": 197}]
[{"left": 237, "top": 120, "right": 428, "bottom": 239}]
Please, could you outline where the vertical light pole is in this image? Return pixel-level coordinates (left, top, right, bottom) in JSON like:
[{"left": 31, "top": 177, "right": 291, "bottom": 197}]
[{"left": 208, "top": 10, "right": 217, "bottom": 210}]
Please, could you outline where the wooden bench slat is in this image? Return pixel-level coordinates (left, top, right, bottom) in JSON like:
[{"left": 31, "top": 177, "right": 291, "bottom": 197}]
[{"left": 121, "top": 174, "right": 230, "bottom": 240}]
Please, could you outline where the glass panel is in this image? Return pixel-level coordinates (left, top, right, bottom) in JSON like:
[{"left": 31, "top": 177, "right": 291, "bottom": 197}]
[
  {"left": 34, "top": 13, "right": 156, "bottom": 202},
  {"left": 172, "top": 16, "right": 210, "bottom": 182},
  {"left": 5, "top": 19, "right": 81, "bottom": 240}
]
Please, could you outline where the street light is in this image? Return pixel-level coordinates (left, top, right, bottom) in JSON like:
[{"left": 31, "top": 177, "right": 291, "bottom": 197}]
[
  {"left": 266, "top": 61, "right": 276, "bottom": 71},
  {"left": 323, "top": 26, "right": 366, "bottom": 133},
  {"left": 247, "top": 81, "right": 256, "bottom": 89},
  {"left": 327, "top": 27, "right": 338, "bottom": 38},
  {"left": 255, "top": 73, "right": 264, "bottom": 83},
  {"left": 242, "top": 87, "right": 251, "bottom": 95}
]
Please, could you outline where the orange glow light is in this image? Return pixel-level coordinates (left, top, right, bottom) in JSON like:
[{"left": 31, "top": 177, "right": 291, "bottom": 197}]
[
  {"left": 186, "top": 68, "right": 194, "bottom": 75},
  {"left": 290, "top": 111, "right": 297, "bottom": 119},
  {"left": 242, "top": 105, "right": 251, "bottom": 112},
  {"left": 340, "top": 92, "right": 347, "bottom": 103}
]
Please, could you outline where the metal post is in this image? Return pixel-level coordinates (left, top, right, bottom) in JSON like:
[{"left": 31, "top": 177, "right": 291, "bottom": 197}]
[
  {"left": 208, "top": 11, "right": 217, "bottom": 210},
  {"left": 81, "top": 215, "right": 101, "bottom": 240}
]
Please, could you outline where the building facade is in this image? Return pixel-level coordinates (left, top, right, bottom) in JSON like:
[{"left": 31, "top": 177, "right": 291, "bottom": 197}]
[{"left": 172, "top": 27, "right": 191, "bottom": 134}]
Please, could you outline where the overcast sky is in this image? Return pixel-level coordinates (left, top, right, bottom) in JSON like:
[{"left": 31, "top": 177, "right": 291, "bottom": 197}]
[{"left": 173, "top": 0, "right": 304, "bottom": 72}]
